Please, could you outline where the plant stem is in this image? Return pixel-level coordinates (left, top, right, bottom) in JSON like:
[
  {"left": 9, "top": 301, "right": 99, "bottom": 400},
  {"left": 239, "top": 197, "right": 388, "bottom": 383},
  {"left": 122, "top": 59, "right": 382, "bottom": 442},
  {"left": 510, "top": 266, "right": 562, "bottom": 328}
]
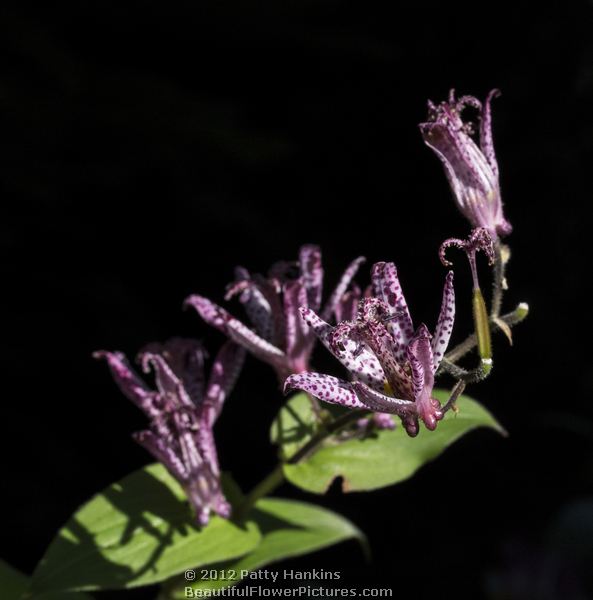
[
  {"left": 236, "top": 464, "right": 285, "bottom": 520},
  {"left": 439, "top": 357, "right": 492, "bottom": 384},
  {"left": 442, "top": 302, "right": 528, "bottom": 366},
  {"left": 491, "top": 240, "right": 508, "bottom": 319},
  {"left": 441, "top": 379, "right": 466, "bottom": 415},
  {"left": 287, "top": 409, "right": 369, "bottom": 464},
  {"left": 237, "top": 409, "right": 369, "bottom": 517}
]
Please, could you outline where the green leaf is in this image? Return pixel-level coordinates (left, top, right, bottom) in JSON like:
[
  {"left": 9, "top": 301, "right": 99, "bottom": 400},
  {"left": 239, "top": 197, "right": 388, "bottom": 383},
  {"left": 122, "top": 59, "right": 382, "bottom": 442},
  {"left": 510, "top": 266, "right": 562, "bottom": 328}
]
[
  {"left": 30, "top": 464, "right": 261, "bottom": 593},
  {"left": 0, "top": 558, "right": 94, "bottom": 600},
  {"left": 270, "top": 392, "right": 319, "bottom": 458},
  {"left": 169, "top": 498, "right": 367, "bottom": 596},
  {"left": 273, "top": 389, "right": 504, "bottom": 493}
]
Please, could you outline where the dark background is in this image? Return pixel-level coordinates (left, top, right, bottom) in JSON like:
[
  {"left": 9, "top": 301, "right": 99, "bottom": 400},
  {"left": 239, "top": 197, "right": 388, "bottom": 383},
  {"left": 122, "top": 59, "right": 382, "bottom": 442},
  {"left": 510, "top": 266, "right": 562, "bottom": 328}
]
[{"left": 2, "top": 2, "right": 593, "bottom": 598}]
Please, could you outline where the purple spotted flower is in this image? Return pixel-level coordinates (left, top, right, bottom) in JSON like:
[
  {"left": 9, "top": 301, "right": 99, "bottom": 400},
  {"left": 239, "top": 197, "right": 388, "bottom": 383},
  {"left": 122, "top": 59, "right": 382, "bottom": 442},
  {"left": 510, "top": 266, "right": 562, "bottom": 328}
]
[
  {"left": 185, "top": 245, "right": 365, "bottom": 383},
  {"left": 285, "top": 262, "right": 455, "bottom": 436},
  {"left": 420, "top": 89, "right": 512, "bottom": 238},
  {"left": 94, "top": 338, "right": 245, "bottom": 526}
]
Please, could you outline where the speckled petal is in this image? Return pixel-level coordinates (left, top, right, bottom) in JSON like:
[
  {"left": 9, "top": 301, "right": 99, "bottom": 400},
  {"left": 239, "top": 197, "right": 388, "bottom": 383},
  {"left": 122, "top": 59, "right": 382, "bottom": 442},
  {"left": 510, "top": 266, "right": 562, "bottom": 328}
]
[
  {"left": 133, "top": 429, "right": 188, "bottom": 481},
  {"left": 371, "top": 262, "right": 414, "bottom": 357},
  {"left": 320, "top": 256, "right": 366, "bottom": 322},
  {"left": 334, "top": 284, "right": 361, "bottom": 323},
  {"left": 185, "top": 295, "right": 286, "bottom": 368},
  {"left": 93, "top": 350, "right": 158, "bottom": 417},
  {"left": 204, "top": 342, "right": 246, "bottom": 427},
  {"left": 226, "top": 267, "right": 274, "bottom": 341},
  {"left": 141, "top": 338, "right": 207, "bottom": 407},
  {"left": 480, "top": 89, "right": 500, "bottom": 177},
  {"left": 173, "top": 410, "right": 206, "bottom": 476},
  {"left": 284, "top": 372, "right": 365, "bottom": 409},
  {"left": 299, "top": 244, "right": 323, "bottom": 312},
  {"left": 140, "top": 351, "right": 194, "bottom": 409},
  {"left": 350, "top": 381, "right": 415, "bottom": 416},
  {"left": 407, "top": 326, "right": 442, "bottom": 430},
  {"left": 431, "top": 271, "right": 455, "bottom": 370},
  {"left": 407, "top": 325, "right": 434, "bottom": 398},
  {"left": 300, "top": 307, "right": 387, "bottom": 391},
  {"left": 283, "top": 279, "right": 310, "bottom": 364}
]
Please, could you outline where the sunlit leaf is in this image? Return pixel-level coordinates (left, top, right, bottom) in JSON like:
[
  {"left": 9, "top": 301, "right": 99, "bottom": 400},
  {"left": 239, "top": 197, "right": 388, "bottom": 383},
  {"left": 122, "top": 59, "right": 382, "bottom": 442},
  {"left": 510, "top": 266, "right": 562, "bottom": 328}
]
[
  {"left": 30, "top": 465, "right": 261, "bottom": 592},
  {"left": 168, "top": 497, "right": 367, "bottom": 596},
  {"left": 273, "top": 389, "right": 504, "bottom": 493}
]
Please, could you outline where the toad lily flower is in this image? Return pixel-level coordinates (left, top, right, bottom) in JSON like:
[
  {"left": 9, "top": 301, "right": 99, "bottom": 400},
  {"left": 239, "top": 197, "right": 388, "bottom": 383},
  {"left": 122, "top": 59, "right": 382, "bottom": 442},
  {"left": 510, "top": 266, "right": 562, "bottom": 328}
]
[
  {"left": 285, "top": 262, "right": 455, "bottom": 436},
  {"left": 420, "top": 89, "right": 512, "bottom": 238},
  {"left": 94, "top": 338, "right": 245, "bottom": 526},
  {"left": 185, "top": 245, "right": 365, "bottom": 383}
]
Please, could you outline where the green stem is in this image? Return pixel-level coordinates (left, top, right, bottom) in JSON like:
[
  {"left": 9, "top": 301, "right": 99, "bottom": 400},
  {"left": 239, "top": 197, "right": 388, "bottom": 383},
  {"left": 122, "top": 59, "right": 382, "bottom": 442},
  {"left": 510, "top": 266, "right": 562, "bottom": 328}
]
[
  {"left": 237, "top": 409, "right": 369, "bottom": 518},
  {"left": 491, "top": 240, "right": 508, "bottom": 319},
  {"left": 439, "top": 356, "right": 492, "bottom": 383},
  {"left": 440, "top": 379, "right": 466, "bottom": 415},
  {"left": 287, "top": 409, "right": 369, "bottom": 464},
  {"left": 236, "top": 464, "right": 285, "bottom": 520},
  {"left": 442, "top": 302, "right": 528, "bottom": 366}
]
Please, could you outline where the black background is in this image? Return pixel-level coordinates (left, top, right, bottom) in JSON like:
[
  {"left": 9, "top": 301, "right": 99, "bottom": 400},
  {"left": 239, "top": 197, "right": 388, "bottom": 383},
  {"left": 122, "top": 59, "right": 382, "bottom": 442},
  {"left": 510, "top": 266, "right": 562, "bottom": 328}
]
[{"left": 2, "top": 2, "right": 593, "bottom": 598}]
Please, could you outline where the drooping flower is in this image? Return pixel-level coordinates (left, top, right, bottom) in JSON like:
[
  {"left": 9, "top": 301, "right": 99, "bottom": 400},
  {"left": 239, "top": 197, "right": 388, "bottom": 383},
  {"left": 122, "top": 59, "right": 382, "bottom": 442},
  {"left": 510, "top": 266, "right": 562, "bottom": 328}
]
[
  {"left": 284, "top": 262, "right": 455, "bottom": 436},
  {"left": 185, "top": 245, "right": 365, "bottom": 383},
  {"left": 94, "top": 338, "right": 245, "bottom": 526},
  {"left": 420, "top": 89, "right": 512, "bottom": 238}
]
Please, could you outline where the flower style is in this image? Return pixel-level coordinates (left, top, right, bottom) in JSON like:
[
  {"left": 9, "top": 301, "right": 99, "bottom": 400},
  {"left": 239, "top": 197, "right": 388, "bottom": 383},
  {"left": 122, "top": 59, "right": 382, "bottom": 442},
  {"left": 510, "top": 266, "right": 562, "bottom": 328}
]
[
  {"left": 284, "top": 262, "right": 455, "bottom": 436},
  {"left": 420, "top": 89, "right": 512, "bottom": 238},
  {"left": 185, "top": 245, "right": 365, "bottom": 383},
  {"left": 94, "top": 338, "right": 245, "bottom": 526}
]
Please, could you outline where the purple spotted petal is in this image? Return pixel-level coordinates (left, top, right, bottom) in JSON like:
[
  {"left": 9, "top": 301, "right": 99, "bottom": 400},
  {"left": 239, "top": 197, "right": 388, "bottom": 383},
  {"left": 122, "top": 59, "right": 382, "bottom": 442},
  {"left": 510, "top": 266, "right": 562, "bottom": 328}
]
[
  {"left": 283, "top": 279, "right": 310, "bottom": 370},
  {"left": 320, "top": 256, "right": 366, "bottom": 322},
  {"left": 371, "top": 262, "right": 414, "bottom": 358},
  {"left": 350, "top": 381, "right": 415, "bottom": 416},
  {"left": 407, "top": 326, "right": 442, "bottom": 430},
  {"left": 133, "top": 429, "right": 188, "bottom": 481},
  {"left": 480, "top": 89, "right": 500, "bottom": 177},
  {"left": 299, "top": 244, "right": 323, "bottom": 312},
  {"left": 284, "top": 372, "right": 365, "bottom": 409},
  {"left": 354, "top": 298, "right": 415, "bottom": 398},
  {"left": 334, "top": 284, "right": 361, "bottom": 323},
  {"left": 300, "top": 307, "right": 387, "bottom": 391},
  {"left": 226, "top": 267, "right": 274, "bottom": 341},
  {"left": 407, "top": 325, "right": 434, "bottom": 397},
  {"left": 204, "top": 342, "right": 246, "bottom": 427},
  {"left": 185, "top": 295, "right": 287, "bottom": 370},
  {"left": 141, "top": 338, "right": 207, "bottom": 407},
  {"left": 431, "top": 271, "right": 455, "bottom": 370},
  {"left": 93, "top": 350, "right": 158, "bottom": 418},
  {"left": 140, "top": 351, "right": 194, "bottom": 409}
]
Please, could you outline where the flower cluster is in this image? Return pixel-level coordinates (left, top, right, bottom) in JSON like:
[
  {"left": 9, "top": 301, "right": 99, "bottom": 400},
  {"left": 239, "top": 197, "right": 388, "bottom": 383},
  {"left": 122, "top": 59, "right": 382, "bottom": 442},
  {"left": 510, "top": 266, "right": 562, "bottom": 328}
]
[{"left": 95, "top": 87, "right": 517, "bottom": 526}]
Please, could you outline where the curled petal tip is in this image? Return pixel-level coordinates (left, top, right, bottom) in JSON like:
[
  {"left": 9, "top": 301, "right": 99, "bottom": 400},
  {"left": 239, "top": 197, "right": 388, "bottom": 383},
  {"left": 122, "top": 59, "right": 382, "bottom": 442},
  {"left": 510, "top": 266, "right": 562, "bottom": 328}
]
[
  {"left": 183, "top": 294, "right": 200, "bottom": 310},
  {"left": 487, "top": 88, "right": 502, "bottom": 101},
  {"left": 415, "top": 323, "right": 432, "bottom": 339}
]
